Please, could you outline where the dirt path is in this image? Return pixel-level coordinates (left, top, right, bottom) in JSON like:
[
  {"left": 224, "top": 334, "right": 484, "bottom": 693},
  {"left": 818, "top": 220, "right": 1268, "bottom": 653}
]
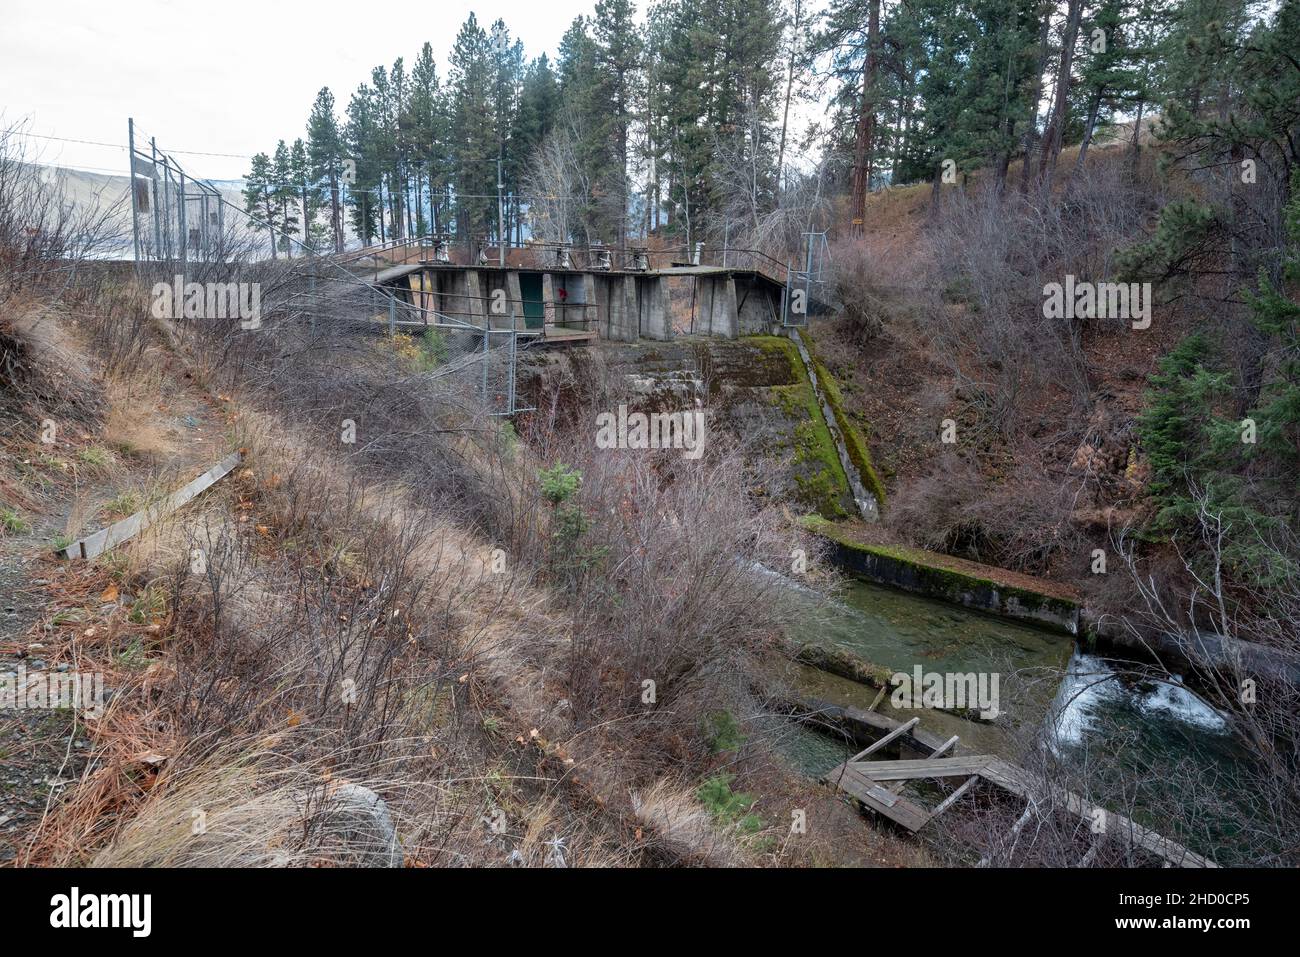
[{"left": 1, "top": 354, "right": 230, "bottom": 863}]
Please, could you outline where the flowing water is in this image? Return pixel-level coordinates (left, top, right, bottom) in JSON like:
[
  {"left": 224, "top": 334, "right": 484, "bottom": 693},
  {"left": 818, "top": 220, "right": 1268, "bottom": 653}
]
[{"left": 772, "top": 575, "right": 1258, "bottom": 860}]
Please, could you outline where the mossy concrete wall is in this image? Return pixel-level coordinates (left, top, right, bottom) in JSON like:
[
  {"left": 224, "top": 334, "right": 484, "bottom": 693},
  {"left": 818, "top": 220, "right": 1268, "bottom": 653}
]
[
  {"left": 811, "top": 522, "right": 1081, "bottom": 635},
  {"left": 519, "top": 334, "right": 870, "bottom": 520}
]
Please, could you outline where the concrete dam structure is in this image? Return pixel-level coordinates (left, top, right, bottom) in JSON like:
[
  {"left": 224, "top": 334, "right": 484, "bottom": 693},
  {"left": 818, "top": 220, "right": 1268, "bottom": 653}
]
[{"left": 359, "top": 240, "right": 799, "bottom": 344}]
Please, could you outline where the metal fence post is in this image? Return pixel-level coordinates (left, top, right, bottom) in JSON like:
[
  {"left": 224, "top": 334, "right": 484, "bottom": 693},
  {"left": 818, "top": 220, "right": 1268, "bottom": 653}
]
[{"left": 127, "top": 119, "right": 141, "bottom": 275}]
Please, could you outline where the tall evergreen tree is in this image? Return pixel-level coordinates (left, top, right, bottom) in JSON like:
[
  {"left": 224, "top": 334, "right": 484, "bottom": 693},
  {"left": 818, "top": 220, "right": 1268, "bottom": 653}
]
[
  {"left": 271, "top": 139, "right": 300, "bottom": 255},
  {"left": 448, "top": 14, "right": 498, "bottom": 246},
  {"left": 242, "top": 151, "right": 280, "bottom": 259},
  {"left": 307, "top": 87, "right": 347, "bottom": 252}
]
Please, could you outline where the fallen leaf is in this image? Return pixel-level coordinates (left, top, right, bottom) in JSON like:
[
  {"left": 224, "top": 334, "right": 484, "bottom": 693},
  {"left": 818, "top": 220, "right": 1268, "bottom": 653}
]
[
  {"left": 99, "top": 584, "right": 118, "bottom": 602},
  {"left": 287, "top": 710, "right": 304, "bottom": 727}
]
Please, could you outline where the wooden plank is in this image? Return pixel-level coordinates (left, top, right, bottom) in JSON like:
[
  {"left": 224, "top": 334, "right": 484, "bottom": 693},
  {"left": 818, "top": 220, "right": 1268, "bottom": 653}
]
[
  {"left": 59, "top": 451, "right": 243, "bottom": 561},
  {"left": 980, "top": 759, "right": 1217, "bottom": 868},
  {"left": 826, "top": 763, "right": 931, "bottom": 832},
  {"left": 814, "top": 705, "right": 1217, "bottom": 867},
  {"left": 854, "top": 756, "right": 997, "bottom": 781},
  {"left": 848, "top": 716, "right": 920, "bottom": 762},
  {"left": 929, "top": 735, "right": 961, "bottom": 760},
  {"left": 931, "top": 775, "right": 979, "bottom": 817},
  {"left": 979, "top": 801, "right": 1035, "bottom": 867},
  {"left": 886, "top": 734, "right": 961, "bottom": 795}
]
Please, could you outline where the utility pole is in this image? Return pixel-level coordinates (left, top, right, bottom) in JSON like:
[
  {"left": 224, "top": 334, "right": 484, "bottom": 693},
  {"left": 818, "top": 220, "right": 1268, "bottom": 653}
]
[{"left": 498, "top": 157, "right": 505, "bottom": 267}]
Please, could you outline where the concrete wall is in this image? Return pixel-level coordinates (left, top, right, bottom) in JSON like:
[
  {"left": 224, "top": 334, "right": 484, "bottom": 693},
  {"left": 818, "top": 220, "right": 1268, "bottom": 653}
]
[
  {"left": 717, "top": 277, "right": 739, "bottom": 337},
  {"left": 638, "top": 275, "right": 672, "bottom": 340},
  {"left": 593, "top": 274, "right": 637, "bottom": 342},
  {"left": 429, "top": 268, "right": 484, "bottom": 325},
  {"left": 410, "top": 265, "right": 757, "bottom": 343},
  {"left": 819, "top": 535, "right": 1081, "bottom": 636},
  {"left": 736, "top": 274, "right": 781, "bottom": 334}
]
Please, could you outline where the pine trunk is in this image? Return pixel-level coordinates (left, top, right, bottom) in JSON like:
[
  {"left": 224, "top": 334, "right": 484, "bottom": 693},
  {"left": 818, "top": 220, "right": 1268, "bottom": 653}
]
[{"left": 849, "top": 0, "right": 881, "bottom": 237}]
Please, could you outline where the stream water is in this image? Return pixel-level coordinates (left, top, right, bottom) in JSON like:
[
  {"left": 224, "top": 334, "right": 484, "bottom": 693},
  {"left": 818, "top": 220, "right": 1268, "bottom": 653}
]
[{"left": 772, "top": 575, "right": 1260, "bottom": 861}]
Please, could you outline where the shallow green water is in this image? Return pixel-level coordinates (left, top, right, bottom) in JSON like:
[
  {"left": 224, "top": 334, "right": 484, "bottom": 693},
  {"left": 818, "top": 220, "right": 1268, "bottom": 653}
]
[
  {"left": 776, "top": 578, "right": 1072, "bottom": 771},
  {"left": 771, "top": 574, "right": 1260, "bottom": 861},
  {"left": 796, "top": 578, "right": 1074, "bottom": 679}
]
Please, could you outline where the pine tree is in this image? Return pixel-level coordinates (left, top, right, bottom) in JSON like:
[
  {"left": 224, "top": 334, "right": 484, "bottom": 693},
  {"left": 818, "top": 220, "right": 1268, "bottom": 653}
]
[
  {"left": 1132, "top": 3, "right": 1300, "bottom": 583},
  {"left": 591, "top": 0, "right": 642, "bottom": 244},
  {"left": 344, "top": 83, "right": 382, "bottom": 243},
  {"left": 448, "top": 14, "right": 498, "bottom": 246},
  {"left": 290, "top": 137, "right": 323, "bottom": 253},
  {"left": 242, "top": 151, "right": 280, "bottom": 259},
  {"left": 409, "top": 42, "right": 449, "bottom": 237},
  {"left": 271, "top": 140, "right": 300, "bottom": 255},
  {"left": 488, "top": 21, "right": 525, "bottom": 245},
  {"left": 307, "top": 87, "right": 347, "bottom": 253}
]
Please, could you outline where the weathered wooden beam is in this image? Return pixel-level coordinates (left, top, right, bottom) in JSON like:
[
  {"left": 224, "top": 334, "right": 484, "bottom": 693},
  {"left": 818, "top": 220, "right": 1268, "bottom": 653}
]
[
  {"left": 886, "top": 734, "right": 962, "bottom": 795},
  {"left": 855, "top": 756, "right": 996, "bottom": 781},
  {"left": 57, "top": 450, "right": 243, "bottom": 561},
  {"left": 848, "top": 716, "right": 919, "bottom": 762},
  {"left": 931, "top": 775, "right": 979, "bottom": 817}
]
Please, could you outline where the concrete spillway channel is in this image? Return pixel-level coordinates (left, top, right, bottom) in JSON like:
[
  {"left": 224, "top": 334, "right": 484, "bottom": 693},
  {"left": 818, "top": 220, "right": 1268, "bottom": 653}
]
[{"left": 787, "top": 329, "right": 878, "bottom": 522}]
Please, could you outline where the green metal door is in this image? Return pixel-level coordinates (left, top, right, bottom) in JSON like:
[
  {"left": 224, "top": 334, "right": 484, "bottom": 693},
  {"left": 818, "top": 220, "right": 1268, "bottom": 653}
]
[{"left": 519, "top": 273, "right": 544, "bottom": 329}]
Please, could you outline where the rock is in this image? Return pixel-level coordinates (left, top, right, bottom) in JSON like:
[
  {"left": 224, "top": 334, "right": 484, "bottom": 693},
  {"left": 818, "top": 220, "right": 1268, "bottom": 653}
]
[{"left": 305, "top": 783, "right": 402, "bottom": 868}]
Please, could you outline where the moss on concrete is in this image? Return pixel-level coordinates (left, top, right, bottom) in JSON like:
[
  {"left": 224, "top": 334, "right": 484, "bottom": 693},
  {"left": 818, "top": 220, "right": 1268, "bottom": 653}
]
[
  {"left": 770, "top": 381, "right": 852, "bottom": 519},
  {"left": 798, "top": 332, "right": 887, "bottom": 509},
  {"left": 812, "top": 356, "right": 886, "bottom": 507},
  {"left": 793, "top": 642, "right": 894, "bottom": 688},
  {"left": 809, "top": 520, "right": 1082, "bottom": 634},
  {"left": 748, "top": 333, "right": 805, "bottom": 385}
]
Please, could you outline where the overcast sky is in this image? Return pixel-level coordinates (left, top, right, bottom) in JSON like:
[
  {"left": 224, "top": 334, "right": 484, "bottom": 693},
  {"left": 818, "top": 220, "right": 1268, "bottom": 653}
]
[{"left": 1, "top": 0, "right": 605, "bottom": 181}]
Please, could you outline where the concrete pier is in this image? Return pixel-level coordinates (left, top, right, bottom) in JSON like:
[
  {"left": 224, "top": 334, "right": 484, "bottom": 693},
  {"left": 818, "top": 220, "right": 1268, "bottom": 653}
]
[{"left": 380, "top": 259, "right": 784, "bottom": 345}]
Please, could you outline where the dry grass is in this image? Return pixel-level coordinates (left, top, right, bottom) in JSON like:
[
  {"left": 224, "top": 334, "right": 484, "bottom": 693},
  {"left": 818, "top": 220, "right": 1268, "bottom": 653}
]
[
  {"left": 103, "top": 381, "right": 180, "bottom": 464},
  {"left": 631, "top": 777, "right": 749, "bottom": 866},
  {"left": 89, "top": 742, "right": 414, "bottom": 868}
]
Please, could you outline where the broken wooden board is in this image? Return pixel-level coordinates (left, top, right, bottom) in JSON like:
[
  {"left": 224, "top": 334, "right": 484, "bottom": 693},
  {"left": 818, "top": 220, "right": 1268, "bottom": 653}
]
[
  {"left": 57, "top": 450, "right": 243, "bottom": 560},
  {"left": 823, "top": 762, "right": 931, "bottom": 832},
  {"left": 980, "top": 758, "right": 1219, "bottom": 869},
  {"left": 853, "top": 755, "right": 998, "bottom": 781}
]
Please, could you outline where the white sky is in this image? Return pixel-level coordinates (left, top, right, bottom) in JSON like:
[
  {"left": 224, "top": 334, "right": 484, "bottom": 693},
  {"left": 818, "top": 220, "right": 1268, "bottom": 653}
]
[{"left": 1, "top": 0, "right": 603, "bottom": 181}]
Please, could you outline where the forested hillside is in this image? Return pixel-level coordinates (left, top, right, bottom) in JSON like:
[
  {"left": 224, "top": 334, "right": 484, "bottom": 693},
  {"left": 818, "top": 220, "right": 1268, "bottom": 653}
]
[{"left": 3, "top": 0, "right": 1299, "bottom": 879}]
